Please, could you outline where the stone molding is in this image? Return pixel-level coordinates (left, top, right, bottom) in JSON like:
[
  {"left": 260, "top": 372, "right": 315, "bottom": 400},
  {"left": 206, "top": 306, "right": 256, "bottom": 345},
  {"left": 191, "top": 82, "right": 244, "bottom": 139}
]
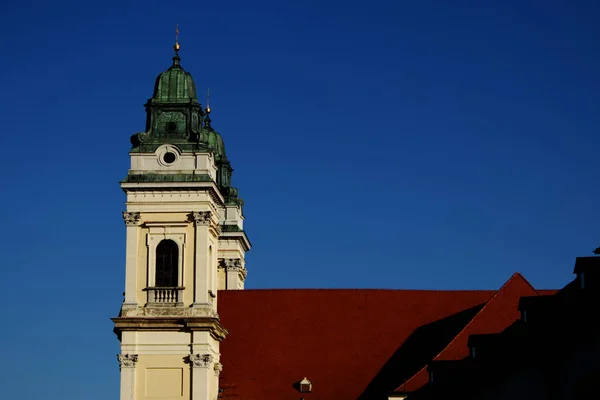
[
  {"left": 189, "top": 353, "right": 212, "bottom": 368},
  {"left": 191, "top": 211, "right": 221, "bottom": 236},
  {"left": 221, "top": 258, "right": 247, "bottom": 279},
  {"left": 119, "top": 304, "right": 218, "bottom": 318},
  {"left": 117, "top": 353, "right": 139, "bottom": 369},
  {"left": 218, "top": 231, "right": 251, "bottom": 251},
  {"left": 190, "top": 303, "right": 219, "bottom": 318},
  {"left": 191, "top": 211, "right": 212, "bottom": 226},
  {"left": 112, "top": 316, "right": 228, "bottom": 341},
  {"left": 214, "top": 362, "right": 223, "bottom": 376},
  {"left": 122, "top": 212, "right": 141, "bottom": 226},
  {"left": 223, "top": 258, "right": 242, "bottom": 269},
  {"left": 210, "top": 224, "right": 222, "bottom": 236}
]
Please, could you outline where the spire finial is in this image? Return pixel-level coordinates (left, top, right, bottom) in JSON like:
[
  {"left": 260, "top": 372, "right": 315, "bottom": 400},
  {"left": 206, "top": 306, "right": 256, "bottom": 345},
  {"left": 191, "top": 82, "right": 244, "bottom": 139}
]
[
  {"left": 206, "top": 88, "right": 211, "bottom": 113},
  {"left": 171, "top": 24, "right": 181, "bottom": 67},
  {"left": 205, "top": 89, "right": 213, "bottom": 130},
  {"left": 174, "top": 24, "right": 180, "bottom": 53}
]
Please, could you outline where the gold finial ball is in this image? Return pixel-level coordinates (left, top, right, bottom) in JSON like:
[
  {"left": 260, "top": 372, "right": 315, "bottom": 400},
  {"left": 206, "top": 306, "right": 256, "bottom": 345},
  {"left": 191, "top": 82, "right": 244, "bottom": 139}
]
[
  {"left": 206, "top": 106, "right": 211, "bottom": 113},
  {"left": 174, "top": 42, "right": 180, "bottom": 52}
]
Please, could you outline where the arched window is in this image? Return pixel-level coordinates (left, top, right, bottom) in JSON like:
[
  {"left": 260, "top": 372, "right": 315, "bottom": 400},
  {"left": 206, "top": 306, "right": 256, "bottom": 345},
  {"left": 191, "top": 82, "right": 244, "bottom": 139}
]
[{"left": 155, "top": 239, "right": 178, "bottom": 287}]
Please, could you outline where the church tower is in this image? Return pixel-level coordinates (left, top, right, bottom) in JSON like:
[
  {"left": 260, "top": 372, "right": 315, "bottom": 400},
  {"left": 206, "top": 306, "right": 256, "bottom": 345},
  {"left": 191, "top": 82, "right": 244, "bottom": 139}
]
[{"left": 112, "top": 38, "right": 251, "bottom": 400}]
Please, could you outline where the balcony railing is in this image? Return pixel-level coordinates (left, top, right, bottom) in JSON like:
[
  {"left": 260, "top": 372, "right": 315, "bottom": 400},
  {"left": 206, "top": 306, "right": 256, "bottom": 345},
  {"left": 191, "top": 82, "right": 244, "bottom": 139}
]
[{"left": 145, "top": 287, "right": 184, "bottom": 306}]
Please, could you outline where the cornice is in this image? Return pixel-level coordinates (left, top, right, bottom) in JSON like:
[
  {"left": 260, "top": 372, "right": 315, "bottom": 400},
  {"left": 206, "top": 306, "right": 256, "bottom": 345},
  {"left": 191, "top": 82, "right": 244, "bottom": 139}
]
[
  {"left": 112, "top": 317, "right": 228, "bottom": 341},
  {"left": 121, "top": 181, "right": 226, "bottom": 205},
  {"left": 219, "top": 231, "right": 251, "bottom": 251},
  {"left": 122, "top": 173, "right": 213, "bottom": 183}
]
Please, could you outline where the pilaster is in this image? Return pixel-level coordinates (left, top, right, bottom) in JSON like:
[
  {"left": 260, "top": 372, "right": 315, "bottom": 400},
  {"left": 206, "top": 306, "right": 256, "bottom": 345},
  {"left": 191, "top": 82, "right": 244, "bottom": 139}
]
[
  {"left": 192, "top": 211, "right": 217, "bottom": 310},
  {"left": 190, "top": 353, "right": 216, "bottom": 400},
  {"left": 222, "top": 258, "right": 247, "bottom": 290},
  {"left": 122, "top": 212, "right": 141, "bottom": 306},
  {"left": 117, "top": 353, "right": 138, "bottom": 400}
]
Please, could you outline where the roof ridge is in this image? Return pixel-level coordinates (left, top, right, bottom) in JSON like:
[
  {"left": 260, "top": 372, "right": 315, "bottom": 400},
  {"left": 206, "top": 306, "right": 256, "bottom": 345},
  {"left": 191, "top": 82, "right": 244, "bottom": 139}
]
[
  {"left": 223, "top": 288, "right": 498, "bottom": 292},
  {"left": 396, "top": 273, "right": 538, "bottom": 392},
  {"left": 511, "top": 272, "right": 540, "bottom": 295},
  {"left": 429, "top": 273, "right": 528, "bottom": 358}
]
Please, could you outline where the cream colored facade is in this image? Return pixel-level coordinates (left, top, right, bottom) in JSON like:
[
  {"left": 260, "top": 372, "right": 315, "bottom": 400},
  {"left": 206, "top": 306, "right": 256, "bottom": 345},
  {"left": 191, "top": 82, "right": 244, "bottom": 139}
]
[{"left": 113, "top": 145, "right": 250, "bottom": 400}]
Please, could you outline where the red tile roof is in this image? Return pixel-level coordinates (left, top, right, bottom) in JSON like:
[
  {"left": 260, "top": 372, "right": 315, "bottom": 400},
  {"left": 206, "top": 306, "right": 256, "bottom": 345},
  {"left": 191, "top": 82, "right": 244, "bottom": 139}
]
[
  {"left": 397, "top": 273, "right": 541, "bottom": 393},
  {"left": 535, "top": 288, "right": 558, "bottom": 296},
  {"left": 217, "top": 289, "right": 494, "bottom": 399}
]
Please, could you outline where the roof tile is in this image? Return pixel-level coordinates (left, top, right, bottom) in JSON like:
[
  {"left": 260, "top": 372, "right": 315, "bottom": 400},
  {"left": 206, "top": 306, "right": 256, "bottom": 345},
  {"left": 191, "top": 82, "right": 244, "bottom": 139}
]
[
  {"left": 218, "top": 289, "right": 494, "bottom": 399},
  {"left": 397, "top": 273, "right": 541, "bottom": 393}
]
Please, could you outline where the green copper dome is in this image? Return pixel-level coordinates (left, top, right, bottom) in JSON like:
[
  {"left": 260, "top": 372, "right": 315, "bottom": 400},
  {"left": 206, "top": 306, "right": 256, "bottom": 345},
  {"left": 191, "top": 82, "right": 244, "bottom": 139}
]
[
  {"left": 151, "top": 54, "right": 199, "bottom": 103},
  {"left": 131, "top": 50, "right": 205, "bottom": 153},
  {"left": 127, "top": 45, "right": 243, "bottom": 206},
  {"left": 204, "top": 114, "right": 226, "bottom": 160}
]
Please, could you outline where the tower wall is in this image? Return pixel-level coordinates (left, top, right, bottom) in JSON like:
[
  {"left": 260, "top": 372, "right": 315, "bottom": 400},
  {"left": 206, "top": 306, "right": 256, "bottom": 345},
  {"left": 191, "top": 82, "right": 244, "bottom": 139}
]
[{"left": 113, "top": 48, "right": 250, "bottom": 400}]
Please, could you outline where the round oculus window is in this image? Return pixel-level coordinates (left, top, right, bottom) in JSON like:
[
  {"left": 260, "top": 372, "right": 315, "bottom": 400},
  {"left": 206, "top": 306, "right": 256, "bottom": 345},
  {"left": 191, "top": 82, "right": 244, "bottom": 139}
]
[
  {"left": 166, "top": 122, "right": 177, "bottom": 133},
  {"left": 163, "top": 152, "right": 176, "bottom": 164}
]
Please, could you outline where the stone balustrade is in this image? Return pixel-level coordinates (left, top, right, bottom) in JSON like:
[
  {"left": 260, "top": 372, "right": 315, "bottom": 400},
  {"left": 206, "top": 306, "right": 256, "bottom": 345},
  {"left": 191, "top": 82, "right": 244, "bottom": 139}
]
[{"left": 145, "top": 287, "right": 184, "bottom": 306}]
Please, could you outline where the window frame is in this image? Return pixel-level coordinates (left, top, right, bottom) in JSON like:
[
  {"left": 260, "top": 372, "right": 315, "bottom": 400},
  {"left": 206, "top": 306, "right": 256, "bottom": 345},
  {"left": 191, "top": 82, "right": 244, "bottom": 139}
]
[
  {"left": 146, "top": 224, "right": 187, "bottom": 289},
  {"left": 155, "top": 239, "right": 179, "bottom": 287}
]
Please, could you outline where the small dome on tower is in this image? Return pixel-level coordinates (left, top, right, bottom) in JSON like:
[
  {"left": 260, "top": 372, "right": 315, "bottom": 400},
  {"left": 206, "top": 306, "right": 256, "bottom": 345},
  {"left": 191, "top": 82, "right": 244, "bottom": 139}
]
[
  {"left": 151, "top": 54, "right": 198, "bottom": 103},
  {"left": 206, "top": 130, "right": 226, "bottom": 160},
  {"left": 204, "top": 114, "right": 226, "bottom": 160}
]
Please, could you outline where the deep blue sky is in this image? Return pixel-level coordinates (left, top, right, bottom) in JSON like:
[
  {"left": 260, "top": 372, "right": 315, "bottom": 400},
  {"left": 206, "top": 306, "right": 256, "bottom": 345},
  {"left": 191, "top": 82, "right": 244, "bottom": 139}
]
[{"left": 1, "top": 0, "right": 599, "bottom": 398}]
